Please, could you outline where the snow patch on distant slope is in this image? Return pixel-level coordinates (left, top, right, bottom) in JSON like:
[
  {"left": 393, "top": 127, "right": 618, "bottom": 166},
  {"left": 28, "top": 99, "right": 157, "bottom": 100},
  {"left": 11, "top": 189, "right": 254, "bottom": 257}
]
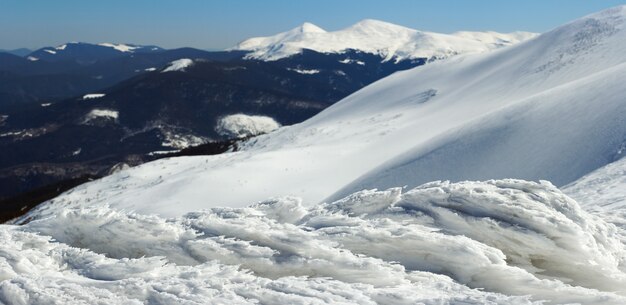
[
  {"left": 217, "top": 114, "right": 281, "bottom": 138},
  {"left": 82, "top": 109, "right": 119, "bottom": 125},
  {"left": 232, "top": 19, "right": 537, "bottom": 61},
  {"left": 287, "top": 67, "right": 320, "bottom": 74},
  {"left": 98, "top": 43, "right": 139, "bottom": 52},
  {"left": 162, "top": 58, "right": 194, "bottom": 72},
  {"left": 82, "top": 93, "right": 105, "bottom": 100}
]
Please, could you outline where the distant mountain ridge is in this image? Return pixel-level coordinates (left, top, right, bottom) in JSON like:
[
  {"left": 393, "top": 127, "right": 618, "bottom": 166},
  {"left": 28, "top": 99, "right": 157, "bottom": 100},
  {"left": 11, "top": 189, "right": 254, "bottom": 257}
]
[
  {"left": 231, "top": 19, "right": 537, "bottom": 61},
  {"left": 0, "top": 48, "right": 31, "bottom": 57},
  {"left": 27, "top": 42, "right": 164, "bottom": 64}
]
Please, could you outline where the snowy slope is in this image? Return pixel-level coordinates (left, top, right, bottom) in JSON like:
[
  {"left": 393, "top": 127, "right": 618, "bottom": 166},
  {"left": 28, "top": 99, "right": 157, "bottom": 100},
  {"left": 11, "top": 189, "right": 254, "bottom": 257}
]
[
  {"left": 34, "top": 5, "right": 626, "bottom": 213},
  {"left": 232, "top": 19, "right": 537, "bottom": 61}
]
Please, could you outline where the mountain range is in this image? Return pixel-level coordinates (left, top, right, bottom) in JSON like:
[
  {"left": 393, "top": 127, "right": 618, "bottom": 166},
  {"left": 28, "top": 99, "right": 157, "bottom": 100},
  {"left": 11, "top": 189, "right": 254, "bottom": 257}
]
[{"left": 0, "top": 21, "right": 531, "bottom": 201}]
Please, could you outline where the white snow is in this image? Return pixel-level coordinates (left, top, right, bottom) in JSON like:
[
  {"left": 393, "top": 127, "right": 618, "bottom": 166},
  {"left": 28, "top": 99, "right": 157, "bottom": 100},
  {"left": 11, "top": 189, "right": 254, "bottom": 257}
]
[
  {"left": 340, "top": 58, "right": 365, "bottom": 65},
  {"left": 216, "top": 114, "right": 281, "bottom": 138},
  {"left": 162, "top": 58, "right": 194, "bottom": 72},
  {"left": 43, "top": 49, "right": 56, "bottom": 55},
  {"left": 161, "top": 130, "right": 208, "bottom": 149},
  {"left": 82, "top": 93, "right": 105, "bottom": 100},
  {"left": 287, "top": 68, "right": 320, "bottom": 74},
  {"left": 98, "top": 42, "right": 139, "bottom": 52},
  {"left": 232, "top": 19, "right": 537, "bottom": 61},
  {"left": 26, "top": 56, "right": 38, "bottom": 61},
  {"left": 40, "top": 103, "right": 51, "bottom": 107},
  {"left": 84, "top": 109, "right": 119, "bottom": 122},
  {"left": 144, "top": 67, "right": 157, "bottom": 71},
  {"left": 565, "top": 157, "right": 626, "bottom": 211}
]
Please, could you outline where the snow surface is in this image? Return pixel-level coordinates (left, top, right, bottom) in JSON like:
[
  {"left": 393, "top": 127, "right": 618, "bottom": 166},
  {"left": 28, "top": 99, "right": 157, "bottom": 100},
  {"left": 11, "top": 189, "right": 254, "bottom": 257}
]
[
  {"left": 12, "top": 179, "right": 626, "bottom": 304},
  {"left": 82, "top": 93, "right": 105, "bottom": 100},
  {"left": 42, "top": 49, "right": 56, "bottom": 55},
  {"left": 231, "top": 19, "right": 537, "bottom": 61},
  {"left": 565, "top": 157, "right": 626, "bottom": 212},
  {"left": 162, "top": 58, "right": 194, "bottom": 72},
  {"left": 26, "top": 56, "right": 38, "bottom": 61},
  {"left": 216, "top": 114, "right": 281, "bottom": 138}
]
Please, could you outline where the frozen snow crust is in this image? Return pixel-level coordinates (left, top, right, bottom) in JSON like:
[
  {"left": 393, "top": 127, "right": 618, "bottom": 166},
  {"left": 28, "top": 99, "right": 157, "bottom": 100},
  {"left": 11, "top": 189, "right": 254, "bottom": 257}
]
[{"left": 6, "top": 179, "right": 626, "bottom": 304}]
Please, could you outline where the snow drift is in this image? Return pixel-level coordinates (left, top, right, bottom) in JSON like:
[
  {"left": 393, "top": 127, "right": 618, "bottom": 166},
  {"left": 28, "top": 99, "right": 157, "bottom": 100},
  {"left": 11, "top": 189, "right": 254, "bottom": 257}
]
[{"left": 11, "top": 179, "right": 626, "bottom": 304}]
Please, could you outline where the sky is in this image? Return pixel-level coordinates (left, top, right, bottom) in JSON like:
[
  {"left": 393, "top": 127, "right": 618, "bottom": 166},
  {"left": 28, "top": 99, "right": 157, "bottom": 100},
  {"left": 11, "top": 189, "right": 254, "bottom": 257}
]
[{"left": 0, "top": 0, "right": 624, "bottom": 50}]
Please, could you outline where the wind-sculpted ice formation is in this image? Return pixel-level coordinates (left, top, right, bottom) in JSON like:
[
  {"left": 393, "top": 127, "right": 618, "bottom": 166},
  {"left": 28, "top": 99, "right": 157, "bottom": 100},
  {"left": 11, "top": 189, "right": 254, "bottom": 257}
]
[{"left": 7, "top": 179, "right": 626, "bottom": 304}]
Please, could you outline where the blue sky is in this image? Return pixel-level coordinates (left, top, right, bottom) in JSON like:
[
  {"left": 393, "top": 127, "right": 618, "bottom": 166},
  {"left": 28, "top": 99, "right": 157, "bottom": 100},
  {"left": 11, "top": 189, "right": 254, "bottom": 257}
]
[{"left": 1, "top": 0, "right": 624, "bottom": 50}]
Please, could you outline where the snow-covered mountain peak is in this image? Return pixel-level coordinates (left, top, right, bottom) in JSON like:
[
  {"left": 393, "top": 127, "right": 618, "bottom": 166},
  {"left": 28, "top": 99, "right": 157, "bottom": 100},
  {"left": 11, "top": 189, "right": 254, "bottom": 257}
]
[
  {"left": 346, "top": 18, "right": 416, "bottom": 34},
  {"left": 297, "top": 22, "right": 327, "bottom": 34},
  {"left": 232, "top": 19, "right": 537, "bottom": 61}
]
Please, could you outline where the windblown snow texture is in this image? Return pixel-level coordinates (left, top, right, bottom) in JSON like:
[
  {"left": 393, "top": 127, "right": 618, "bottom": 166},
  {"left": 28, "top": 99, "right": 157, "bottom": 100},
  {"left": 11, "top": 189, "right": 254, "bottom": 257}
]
[{"left": 8, "top": 179, "right": 626, "bottom": 304}]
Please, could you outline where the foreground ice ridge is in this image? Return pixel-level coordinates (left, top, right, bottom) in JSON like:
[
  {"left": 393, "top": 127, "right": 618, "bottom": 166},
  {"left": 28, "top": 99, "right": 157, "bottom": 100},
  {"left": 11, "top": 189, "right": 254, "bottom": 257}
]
[{"left": 5, "top": 179, "right": 626, "bottom": 304}]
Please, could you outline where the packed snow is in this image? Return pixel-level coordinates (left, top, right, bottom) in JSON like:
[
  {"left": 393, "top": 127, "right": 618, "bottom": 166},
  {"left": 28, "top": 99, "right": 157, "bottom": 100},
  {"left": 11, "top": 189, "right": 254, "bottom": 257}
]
[
  {"left": 162, "top": 58, "right": 194, "bottom": 72},
  {"left": 232, "top": 19, "right": 537, "bottom": 61},
  {"left": 82, "top": 93, "right": 105, "bottom": 100},
  {"left": 216, "top": 114, "right": 281, "bottom": 138}
]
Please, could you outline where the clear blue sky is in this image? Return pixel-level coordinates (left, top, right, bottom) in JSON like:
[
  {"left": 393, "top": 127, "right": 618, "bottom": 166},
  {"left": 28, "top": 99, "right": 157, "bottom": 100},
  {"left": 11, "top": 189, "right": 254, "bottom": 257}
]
[{"left": 1, "top": 0, "right": 624, "bottom": 50}]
